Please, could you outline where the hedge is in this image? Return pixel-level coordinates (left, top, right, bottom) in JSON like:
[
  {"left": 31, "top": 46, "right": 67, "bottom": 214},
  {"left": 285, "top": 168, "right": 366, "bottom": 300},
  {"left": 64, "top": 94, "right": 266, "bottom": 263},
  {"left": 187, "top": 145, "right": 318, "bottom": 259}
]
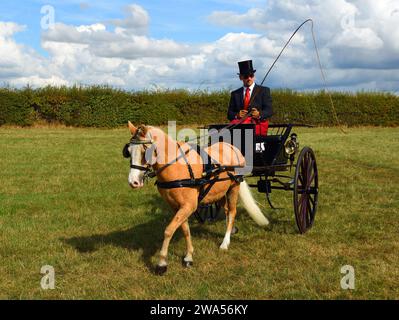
[{"left": 0, "top": 86, "right": 397, "bottom": 127}]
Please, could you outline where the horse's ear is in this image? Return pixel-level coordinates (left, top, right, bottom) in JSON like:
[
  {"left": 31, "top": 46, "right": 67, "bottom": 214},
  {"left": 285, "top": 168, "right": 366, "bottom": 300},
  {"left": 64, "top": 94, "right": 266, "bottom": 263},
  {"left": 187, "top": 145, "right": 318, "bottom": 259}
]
[
  {"left": 138, "top": 124, "right": 149, "bottom": 137},
  {"left": 128, "top": 121, "right": 137, "bottom": 136}
]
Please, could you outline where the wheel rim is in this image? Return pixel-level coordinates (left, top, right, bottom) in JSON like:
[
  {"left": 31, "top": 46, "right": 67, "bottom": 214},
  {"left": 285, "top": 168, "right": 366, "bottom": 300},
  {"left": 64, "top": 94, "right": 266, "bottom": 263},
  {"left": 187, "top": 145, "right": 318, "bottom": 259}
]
[{"left": 293, "top": 147, "right": 318, "bottom": 233}]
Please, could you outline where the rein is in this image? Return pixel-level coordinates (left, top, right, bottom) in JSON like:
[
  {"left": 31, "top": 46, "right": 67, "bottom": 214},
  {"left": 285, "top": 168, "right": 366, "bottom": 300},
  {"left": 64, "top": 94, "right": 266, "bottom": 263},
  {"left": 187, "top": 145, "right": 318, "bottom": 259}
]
[
  {"left": 124, "top": 135, "right": 196, "bottom": 181},
  {"left": 124, "top": 132, "right": 243, "bottom": 195}
]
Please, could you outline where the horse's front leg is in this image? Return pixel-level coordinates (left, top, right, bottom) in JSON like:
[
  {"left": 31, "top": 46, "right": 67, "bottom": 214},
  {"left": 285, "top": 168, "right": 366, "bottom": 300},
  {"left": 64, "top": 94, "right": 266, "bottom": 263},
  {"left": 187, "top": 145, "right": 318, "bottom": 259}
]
[
  {"left": 181, "top": 220, "right": 194, "bottom": 268},
  {"left": 156, "top": 206, "right": 193, "bottom": 275}
]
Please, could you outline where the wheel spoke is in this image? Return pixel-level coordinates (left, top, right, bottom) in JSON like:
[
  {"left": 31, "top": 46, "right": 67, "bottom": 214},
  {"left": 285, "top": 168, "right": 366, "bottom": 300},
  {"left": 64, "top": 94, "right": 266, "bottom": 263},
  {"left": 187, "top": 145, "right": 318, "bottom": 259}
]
[
  {"left": 307, "top": 159, "right": 314, "bottom": 186},
  {"left": 305, "top": 198, "right": 311, "bottom": 226},
  {"left": 301, "top": 159, "right": 306, "bottom": 179},
  {"left": 301, "top": 195, "right": 307, "bottom": 229},
  {"left": 298, "top": 173, "right": 304, "bottom": 185},
  {"left": 297, "top": 192, "right": 305, "bottom": 207},
  {"left": 296, "top": 193, "right": 305, "bottom": 223}
]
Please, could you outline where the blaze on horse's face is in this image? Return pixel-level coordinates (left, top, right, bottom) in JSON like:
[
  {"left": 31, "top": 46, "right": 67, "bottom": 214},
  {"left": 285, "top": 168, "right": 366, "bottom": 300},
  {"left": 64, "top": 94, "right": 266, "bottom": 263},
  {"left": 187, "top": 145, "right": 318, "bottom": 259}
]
[
  {"left": 126, "top": 121, "right": 150, "bottom": 189},
  {"left": 127, "top": 142, "right": 146, "bottom": 188}
]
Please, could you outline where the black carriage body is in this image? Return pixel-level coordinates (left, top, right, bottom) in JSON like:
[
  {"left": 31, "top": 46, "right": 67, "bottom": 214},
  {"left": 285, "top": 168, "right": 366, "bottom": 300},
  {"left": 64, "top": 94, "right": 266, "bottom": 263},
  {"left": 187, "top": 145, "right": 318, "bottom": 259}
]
[
  {"left": 198, "top": 123, "right": 318, "bottom": 234},
  {"left": 207, "top": 123, "right": 295, "bottom": 175}
]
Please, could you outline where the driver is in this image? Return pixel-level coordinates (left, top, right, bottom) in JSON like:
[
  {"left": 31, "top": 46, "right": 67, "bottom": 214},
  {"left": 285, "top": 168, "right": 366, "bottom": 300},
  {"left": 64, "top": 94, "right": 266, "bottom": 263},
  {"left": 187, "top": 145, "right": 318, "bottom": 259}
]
[{"left": 227, "top": 60, "right": 273, "bottom": 136}]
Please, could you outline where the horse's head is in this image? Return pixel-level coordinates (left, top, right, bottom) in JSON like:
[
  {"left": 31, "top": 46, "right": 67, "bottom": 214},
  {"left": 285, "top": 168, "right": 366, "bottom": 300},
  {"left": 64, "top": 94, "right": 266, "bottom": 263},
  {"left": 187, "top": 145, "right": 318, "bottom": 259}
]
[{"left": 123, "top": 121, "right": 156, "bottom": 189}]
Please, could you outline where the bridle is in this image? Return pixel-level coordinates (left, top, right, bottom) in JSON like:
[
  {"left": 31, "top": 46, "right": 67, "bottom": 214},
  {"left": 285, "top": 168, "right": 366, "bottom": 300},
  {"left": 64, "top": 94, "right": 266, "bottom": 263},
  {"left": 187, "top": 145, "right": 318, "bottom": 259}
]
[
  {"left": 122, "top": 133, "right": 156, "bottom": 179},
  {"left": 123, "top": 131, "right": 198, "bottom": 182},
  {"left": 122, "top": 128, "right": 244, "bottom": 195}
]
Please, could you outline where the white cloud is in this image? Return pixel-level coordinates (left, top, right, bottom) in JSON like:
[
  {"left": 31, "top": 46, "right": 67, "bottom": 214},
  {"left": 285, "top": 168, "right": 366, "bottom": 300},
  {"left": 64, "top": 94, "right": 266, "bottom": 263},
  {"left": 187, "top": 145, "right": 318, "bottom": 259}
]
[
  {"left": 110, "top": 4, "right": 149, "bottom": 35},
  {"left": 0, "top": 22, "right": 67, "bottom": 87},
  {"left": 76, "top": 23, "right": 106, "bottom": 33},
  {"left": 42, "top": 21, "right": 192, "bottom": 60},
  {"left": 0, "top": 2, "right": 398, "bottom": 92},
  {"left": 0, "top": 22, "right": 26, "bottom": 37},
  {"left": 206, "top": 0, "right": 399, "bottom": 90},
  {"left": 332, "top": 27, "right": 384, "bottom": 49}
]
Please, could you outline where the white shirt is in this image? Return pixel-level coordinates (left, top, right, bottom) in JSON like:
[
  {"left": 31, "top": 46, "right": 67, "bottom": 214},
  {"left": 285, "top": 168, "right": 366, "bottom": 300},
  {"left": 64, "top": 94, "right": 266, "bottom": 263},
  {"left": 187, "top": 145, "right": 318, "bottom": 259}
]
[{"left": 243, "top": 82, "right": 255, "bottom": 100}]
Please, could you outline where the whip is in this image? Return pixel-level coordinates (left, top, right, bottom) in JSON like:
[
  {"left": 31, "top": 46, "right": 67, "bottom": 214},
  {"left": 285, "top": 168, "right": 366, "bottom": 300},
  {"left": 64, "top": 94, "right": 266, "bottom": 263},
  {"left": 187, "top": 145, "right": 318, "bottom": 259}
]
[
  {"left": 191, "top": 18, "right": 345, "bottom": 144},
  {"left": 249, "top": 18, "right": 345, "bottom": 133}
]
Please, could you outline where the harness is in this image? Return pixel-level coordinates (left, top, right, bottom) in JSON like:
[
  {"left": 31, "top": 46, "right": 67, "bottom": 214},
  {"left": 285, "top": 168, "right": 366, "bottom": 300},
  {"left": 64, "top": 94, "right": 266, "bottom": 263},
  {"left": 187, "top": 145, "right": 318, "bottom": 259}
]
[{"left": 123, "top": 134, "right": 244, "bottom": 203}]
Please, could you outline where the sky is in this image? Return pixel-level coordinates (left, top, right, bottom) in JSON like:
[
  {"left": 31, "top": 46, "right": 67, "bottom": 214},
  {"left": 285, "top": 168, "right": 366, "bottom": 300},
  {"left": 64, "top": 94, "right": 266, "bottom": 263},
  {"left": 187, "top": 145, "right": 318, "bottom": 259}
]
[{"left": 0, "top": 0, "right": 398, "bottom": 92}]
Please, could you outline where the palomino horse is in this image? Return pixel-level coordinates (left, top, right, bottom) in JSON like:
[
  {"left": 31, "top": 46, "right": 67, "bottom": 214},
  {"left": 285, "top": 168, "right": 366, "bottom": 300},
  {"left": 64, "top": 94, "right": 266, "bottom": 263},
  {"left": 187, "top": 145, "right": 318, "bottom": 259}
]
[{"left": 124, "top": 121, "right": 268, "bottom": 274}]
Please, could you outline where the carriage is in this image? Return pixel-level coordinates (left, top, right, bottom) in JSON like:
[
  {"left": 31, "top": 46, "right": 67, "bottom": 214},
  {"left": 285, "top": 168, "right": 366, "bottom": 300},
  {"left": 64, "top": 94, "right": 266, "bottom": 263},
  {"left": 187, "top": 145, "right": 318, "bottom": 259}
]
[
  {"left": 123, "top": 121, "right": 319, "bottom": 273},
  {"left": 194, "top": 123, "right": 319, "bottom": 234}
]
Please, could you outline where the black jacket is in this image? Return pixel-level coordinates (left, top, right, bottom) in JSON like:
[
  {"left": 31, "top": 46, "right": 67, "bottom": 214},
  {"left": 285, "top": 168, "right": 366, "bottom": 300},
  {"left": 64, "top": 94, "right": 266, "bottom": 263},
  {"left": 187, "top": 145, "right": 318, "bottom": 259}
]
[{"left": 227, "top": 84, "right": 273, "bottom": 121}]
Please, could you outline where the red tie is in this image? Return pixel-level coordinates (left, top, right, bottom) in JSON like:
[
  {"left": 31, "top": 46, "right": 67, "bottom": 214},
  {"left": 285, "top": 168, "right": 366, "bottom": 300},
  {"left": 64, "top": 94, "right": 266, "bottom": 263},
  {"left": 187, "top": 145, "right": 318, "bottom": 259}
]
[{"left": 244, "top": 87, "right": 250, "bottom": 110}]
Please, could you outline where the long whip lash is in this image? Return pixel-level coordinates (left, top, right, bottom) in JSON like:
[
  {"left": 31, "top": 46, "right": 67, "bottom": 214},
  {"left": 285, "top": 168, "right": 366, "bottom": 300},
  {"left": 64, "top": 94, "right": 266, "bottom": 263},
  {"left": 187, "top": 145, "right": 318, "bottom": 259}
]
[
  {"left": 250, "top": 18, "right": 345, "bottom": 133},
  {"left": 192, "top": 18, "right": 345, "bottom": 144}
]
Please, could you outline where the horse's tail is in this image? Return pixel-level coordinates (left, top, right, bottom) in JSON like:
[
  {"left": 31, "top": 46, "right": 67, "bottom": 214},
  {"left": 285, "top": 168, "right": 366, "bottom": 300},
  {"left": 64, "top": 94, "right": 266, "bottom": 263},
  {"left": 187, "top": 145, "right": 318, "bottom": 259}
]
[{"left": 239, "top": 180, "right": 269, "bottom": 227}]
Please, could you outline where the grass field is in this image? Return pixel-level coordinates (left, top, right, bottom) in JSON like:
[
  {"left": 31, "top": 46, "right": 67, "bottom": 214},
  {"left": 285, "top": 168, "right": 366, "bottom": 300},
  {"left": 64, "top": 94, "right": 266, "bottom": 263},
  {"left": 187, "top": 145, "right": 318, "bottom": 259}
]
[{"left": 0, "top": 125, "right": 398, "bottom": 299}]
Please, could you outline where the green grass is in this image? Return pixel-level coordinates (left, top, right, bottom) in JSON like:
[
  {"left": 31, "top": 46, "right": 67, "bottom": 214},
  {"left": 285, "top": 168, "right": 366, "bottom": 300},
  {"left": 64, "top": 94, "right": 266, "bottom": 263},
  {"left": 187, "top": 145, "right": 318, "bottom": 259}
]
[{"left": 0, "top": 126, "right": 398, "bottom": 299}]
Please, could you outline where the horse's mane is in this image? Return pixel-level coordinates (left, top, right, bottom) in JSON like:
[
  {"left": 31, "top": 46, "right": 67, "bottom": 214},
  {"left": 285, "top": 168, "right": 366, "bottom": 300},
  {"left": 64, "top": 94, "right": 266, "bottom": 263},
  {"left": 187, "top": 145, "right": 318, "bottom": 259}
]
[{"left": 146, "top": 126, "right": 179, "bottom": 144}]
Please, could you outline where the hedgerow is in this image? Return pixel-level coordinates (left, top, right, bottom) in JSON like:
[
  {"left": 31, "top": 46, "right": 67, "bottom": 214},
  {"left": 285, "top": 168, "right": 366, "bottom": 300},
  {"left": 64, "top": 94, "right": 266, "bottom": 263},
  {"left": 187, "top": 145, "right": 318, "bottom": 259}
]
[{"left": 0, "top": 86, "right": 397, "bottom": 127}]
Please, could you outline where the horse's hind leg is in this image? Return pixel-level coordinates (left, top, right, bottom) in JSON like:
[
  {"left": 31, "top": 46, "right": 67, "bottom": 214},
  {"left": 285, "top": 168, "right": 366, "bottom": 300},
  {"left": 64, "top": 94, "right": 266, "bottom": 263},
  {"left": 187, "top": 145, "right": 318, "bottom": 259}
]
[
  {"left": 219, "top": 196, "right": 238, "bottom": 236},
  {"left": 181, "top": 220, "right": 194, "bottom": 267},
  {"left": 220, "top": 184, "right": 239, "bottom": 250},
  {"left": 156, "top": 206, "right": 194, "bottom": 275}
]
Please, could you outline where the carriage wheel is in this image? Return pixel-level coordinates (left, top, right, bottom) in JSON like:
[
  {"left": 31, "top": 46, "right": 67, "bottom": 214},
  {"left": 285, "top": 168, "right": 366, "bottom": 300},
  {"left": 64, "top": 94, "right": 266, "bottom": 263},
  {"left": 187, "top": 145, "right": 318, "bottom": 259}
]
[
  {"left": 293, "top": 147, "right": 318, "bottom": 234},
  {"left": 194, "top": 202, "right": 222, "bottom": 223}
]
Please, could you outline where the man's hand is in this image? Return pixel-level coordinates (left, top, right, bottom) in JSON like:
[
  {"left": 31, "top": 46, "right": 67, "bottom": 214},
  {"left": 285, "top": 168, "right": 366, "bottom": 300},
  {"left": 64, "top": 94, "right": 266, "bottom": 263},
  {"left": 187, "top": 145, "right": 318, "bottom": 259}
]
[
  {"left": 251, "top": 108, "right": 260, "bottom": 119},
  {"left": 238, "top": 109, "right": 248, "bottom": 119}
]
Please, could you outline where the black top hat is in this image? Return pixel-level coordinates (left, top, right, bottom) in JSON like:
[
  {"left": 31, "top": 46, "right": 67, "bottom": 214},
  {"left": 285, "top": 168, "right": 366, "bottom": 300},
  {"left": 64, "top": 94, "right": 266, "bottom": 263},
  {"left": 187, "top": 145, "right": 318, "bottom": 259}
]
[{"left": 237, "top": 60, "right": 256, "bottom": 76}]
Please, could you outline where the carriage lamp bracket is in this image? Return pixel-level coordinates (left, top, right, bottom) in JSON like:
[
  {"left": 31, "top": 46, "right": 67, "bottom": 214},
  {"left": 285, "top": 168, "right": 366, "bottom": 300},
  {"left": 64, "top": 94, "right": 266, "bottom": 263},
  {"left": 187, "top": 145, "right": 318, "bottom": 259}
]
[
  {"left": 286, "top": 133, "right": 299, "bottom": 167},
  {"left": 284, "top": 133, "right": 299, "bottom": 162}
]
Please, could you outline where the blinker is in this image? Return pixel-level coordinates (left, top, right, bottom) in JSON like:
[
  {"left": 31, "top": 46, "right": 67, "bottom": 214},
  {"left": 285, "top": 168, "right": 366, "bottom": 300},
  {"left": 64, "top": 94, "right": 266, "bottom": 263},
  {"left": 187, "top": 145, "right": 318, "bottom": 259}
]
[
  {"left": 122, "top": 144, "right": 130, "bottom": 158},
  {"left": 123, "top": 139, "right": 153, "bottom": 159}
]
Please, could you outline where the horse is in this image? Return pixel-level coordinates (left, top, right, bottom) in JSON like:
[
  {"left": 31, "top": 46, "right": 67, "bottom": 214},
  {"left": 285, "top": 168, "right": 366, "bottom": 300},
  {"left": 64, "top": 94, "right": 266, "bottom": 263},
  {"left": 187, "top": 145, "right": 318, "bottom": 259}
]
[{"left": 124, "top": 121, "right": 269, "bottom": 275}]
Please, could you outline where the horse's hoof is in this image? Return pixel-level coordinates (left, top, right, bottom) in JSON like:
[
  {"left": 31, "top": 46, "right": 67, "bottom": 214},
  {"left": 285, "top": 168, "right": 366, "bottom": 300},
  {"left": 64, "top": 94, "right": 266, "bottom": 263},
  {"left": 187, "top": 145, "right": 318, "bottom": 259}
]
[
  {"left": 182, "top": 258, "right": 193, "bottom": 268},
  {"left": 232, "top": 226, "right": 239, "bottom": 235},
  {"left": 155, "top": 265, "right": 167, "bottom": 275}
]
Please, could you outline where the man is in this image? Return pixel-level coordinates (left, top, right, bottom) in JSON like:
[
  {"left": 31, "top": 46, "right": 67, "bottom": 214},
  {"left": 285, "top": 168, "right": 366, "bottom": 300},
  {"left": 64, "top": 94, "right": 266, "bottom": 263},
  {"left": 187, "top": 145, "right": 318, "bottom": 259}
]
[{"left": 227, "top": 60, "right": 273, "bottom": 136}]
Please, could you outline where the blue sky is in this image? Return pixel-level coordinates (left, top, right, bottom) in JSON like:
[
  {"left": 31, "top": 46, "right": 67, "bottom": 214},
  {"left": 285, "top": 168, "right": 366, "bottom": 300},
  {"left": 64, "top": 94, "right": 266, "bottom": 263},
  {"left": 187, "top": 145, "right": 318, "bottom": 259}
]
[
  {"left": 1, "top": 0, "right": 258, "bottom": 53},
  {"left": 0, "top": 0, "right": 398, "bottom": 92}
]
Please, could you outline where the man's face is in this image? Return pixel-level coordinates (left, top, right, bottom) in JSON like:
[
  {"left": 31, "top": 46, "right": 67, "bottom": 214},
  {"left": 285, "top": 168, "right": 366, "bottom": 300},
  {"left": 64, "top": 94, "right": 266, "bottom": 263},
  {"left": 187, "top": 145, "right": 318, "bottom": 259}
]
[{"left": 239, "top": 73, "right": 255, "bottom": 87}]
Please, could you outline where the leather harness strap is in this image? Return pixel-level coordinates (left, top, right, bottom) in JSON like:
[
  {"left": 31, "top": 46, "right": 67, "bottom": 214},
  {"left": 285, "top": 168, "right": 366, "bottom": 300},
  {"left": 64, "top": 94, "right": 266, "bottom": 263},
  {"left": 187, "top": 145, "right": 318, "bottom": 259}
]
[
  {"left": 155, "top": 144, "right": 244, "bottom": 202},
  {"left": 126, "top": 136, "right": 244, "bottom": 202},
  {"left": 177, "top": 142, "right": 195, "bottom": 180}
]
